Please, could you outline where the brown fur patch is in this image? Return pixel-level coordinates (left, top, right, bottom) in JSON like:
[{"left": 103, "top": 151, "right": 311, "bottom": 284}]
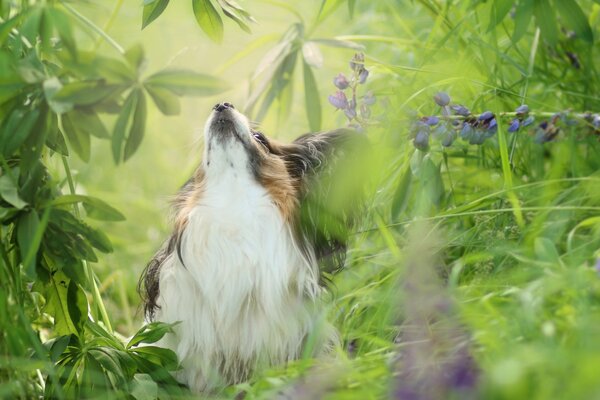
[{"left": 258, "top": 153, "right": 298, "bottom": 222}]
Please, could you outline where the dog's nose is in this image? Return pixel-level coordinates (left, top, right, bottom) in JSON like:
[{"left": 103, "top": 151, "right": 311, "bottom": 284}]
[{"left": 213, "top": 102, "right": 234, "bottom": 112}]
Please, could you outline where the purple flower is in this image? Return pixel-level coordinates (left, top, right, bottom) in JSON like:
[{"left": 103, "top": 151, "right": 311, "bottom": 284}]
[
  {"left": 363, "top": 91, "right": 376, "bottom": 105},
  {"left": 487, "top": 118, "right": 497, "bottom": 133},
  {"left": 478, "top": 111, "right": 494, "bottom": 121},
  {"left": 441, "top": 131, "right": 455, "bottom": 147},
  {"left": 333, "top": 73, "right": 349, "bottom": 90},
  {"left": 434, "top": 92, "right": 451, "bottom": 107},
  {"left": 344, "top": 107, "right": 357, "bottom": 120},
  {"left": 328, "top": 91, "right": 348, "bottom": 109},
  {"left": 595, "top": 258, "right": 600, "bottom": 276},
  {"left": 522, "top": 115, "right": 535, "bottom": 127},
  {"left": 508, "top": 118, "right": 520, "bottom": 132},
  {"left": 413, "top": 130, "right": 429, "bottom": 151},
  {"left": 424, "top": 116, "right": 439, "bottom": 126},
  {"left": 593, "top": 115, "right": 600, "bottom": 130},
  {"left": 358, "top": 68, "right": 369, "bottom": 84},
  {"left": 451, "top": 104, "right": 470, "bottom": 116},
  {"left": 460, "top": 123, "right": 473, "bottom": 140},
  {"left": 515, "top": 104, "right": 529, "bottom": 115}
]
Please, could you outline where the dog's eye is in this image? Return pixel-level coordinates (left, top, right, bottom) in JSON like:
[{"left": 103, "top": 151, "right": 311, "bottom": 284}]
[{"left": 252, "top": 132, "right": 271, "bottom": 151}]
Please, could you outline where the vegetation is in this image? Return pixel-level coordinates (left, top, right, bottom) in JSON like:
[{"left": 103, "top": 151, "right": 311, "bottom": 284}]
[{"left": 1, "top": 0, "right": 599, "bottom": 398}]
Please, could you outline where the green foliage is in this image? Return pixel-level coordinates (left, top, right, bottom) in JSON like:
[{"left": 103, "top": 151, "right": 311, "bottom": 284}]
[{"left": 2, "top": 0, "right": 600, "bottom": 399}]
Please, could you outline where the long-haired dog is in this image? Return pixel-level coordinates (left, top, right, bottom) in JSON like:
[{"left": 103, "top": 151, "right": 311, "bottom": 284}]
[{"left": 139, "top": 102, "right": 363, "bottom": 393}]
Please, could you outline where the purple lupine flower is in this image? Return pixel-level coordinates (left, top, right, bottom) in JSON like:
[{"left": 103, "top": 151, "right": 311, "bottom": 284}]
[
  {"left": 515, "top": 104, "right": 529, "bottom": 115},
  {"left": 363, "top": 91, "right": 376, "bottom": 105},
  {"left": 469, "top": 129, "right": 485, "bottom": 145},
  {"left": 434, "top": 92, "right": 451, "bottom": 107},
  {"left": 441, "top": 131, "right": 455, "bottom": 147},
  {"left": 508, "top": 118, "right": 520, "bottom": 132},
  {"left": 451, "top": 104, "right": 470, "bottom": 116},
  {"left": 333, "top": 73, "right": 349, "bottom": 89},
  {"left": 424, "top": 116, "right": 439, "bottom": 126},
  {"left": 460, "top": 123, "right": 473, "bottom": 140},
  {"left": 478, "top": 111, "right": 494, "bottom": 121},
  {"left": 595, "top": 258, "right": 600, "bottom": 276},
  {"left": 522, "top": 115, "right": 535, "bottom": 127},
  {"left": 487, "top": 118, "right": 498, "bottom": 133},
  {"left": 432, "top": 123, "right": 447, "bottom": 139},
  {"left": 358, "top": 68, "right": 369, "bottom": 84},
  {"left": 593, "top": 115, "right": 600, "bottom": 130},
  {"left": 328, "top": 91, "right": 348, "bottom": 109},
  {"left": 413, "top": 130, "right": 429, "bottom": 150},
  {"left": 344, "top": 107, "right": 357, "bottom": 120}
]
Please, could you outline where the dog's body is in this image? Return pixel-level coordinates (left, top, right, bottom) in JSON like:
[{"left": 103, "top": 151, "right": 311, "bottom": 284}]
[{"left": 139, "top": 103, "right": 358, "bottom": 392}]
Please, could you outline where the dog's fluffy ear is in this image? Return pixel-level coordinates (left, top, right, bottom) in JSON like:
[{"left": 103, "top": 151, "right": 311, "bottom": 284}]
[{"left": 275, "top": 128, "right": 369, "bottom": 278}]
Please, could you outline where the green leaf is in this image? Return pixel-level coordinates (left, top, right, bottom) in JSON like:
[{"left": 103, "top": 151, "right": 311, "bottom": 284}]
[
  {"left": 192, "top": 0, "right": 224, "bottom": 43},
  {"left": 43, "top": 77, "right": 73, "bottom": 114},
  {"left": 54, "top": 81, "right": 125, "bottom": 106},
  {"left": 0, "top": 13, "right": 24, "bottom": 45},
  {"left": 302, "top": 61, "right": 321, "bottom": 132},
  {"left": 132, "top": 346, "right": 179, "bottom": 370},
  {"left": 420, "top": 157, "right": 444, "bottom": 208},
  {"left": 513, "top": 1, "right": 534, "bottom": 43},
  {"left": 302, "top": 42, "right": 323, "bottom": 68},
  {"left": 144, "top": 69, "right": 229, "bottom": 96},
  {"left": 49, "top": 209, "right": 113, "bottom": 254},
  {"left": 66, "top": 280, "right": 87, "bottom": 334},
  {"left": 488, "top": 0, "right": 514, "bottom": 31},
  {"left": 61, "top": 112, "right": 91, "bottom": 162},
  {"left": 44, "top": 335, "right": 72, "bottom": 363},
  {"left": 348, "top": 0, "right": 356, "bottom": 18},
  {"left": 112, "top": 90, "right": 138, "bottom": 164},
  {"left": 69, "top": 109, "right": 109, "bottom": 139},
  {"left": 144, "top": 84, "right": 181, "bottom": 115},
  {"left": 391, "top": 165, "right": 412, "bottom": 219},
  {"left": 127, "top": 322, "right": 176, "bottom": 349},
  {"left": 17, "top": 210, "right": 41, "bottom": 278},
  {"left": 51, "top": 194, "right": 125, "bottom": 222},
  {"left": 46, "top": 7, "right": 76, "bottom": 57},
  {"left": 45, "top": 112, "right": 69, "bottom": 156},
  {"left": 554, "top": 0, "right": 593, "bottom": 43},
  {"left": 45, "top": 272, "right": 84, "bottom": 336},
  {"left": 0, "top": 173, "right": 27, "bottom": 209},
  {"left": 125, "top": 44, "right": 146, "bottom": 73},
  {"left": 0, "top": 108, "right": 39, "bottom": 157},
  {"left": 534, "top": 237, "right": 562, "bottom": 266},
  {"left": 220, "top": 0, "right": 255, "bottom": 33},
  {"left": 533, "top": 0, "right": 558, "bottom": 45},
  {"left": 142, "top": 0, "right": 170, "bottom": 29},
  {"left": 124, "top": 90, "right": 147, "bottom": 161}
]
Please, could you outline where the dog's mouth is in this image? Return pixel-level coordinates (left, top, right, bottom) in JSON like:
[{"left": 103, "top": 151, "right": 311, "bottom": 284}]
[{"left": 208, "top": 102, "right": 247, "bottom": 142}]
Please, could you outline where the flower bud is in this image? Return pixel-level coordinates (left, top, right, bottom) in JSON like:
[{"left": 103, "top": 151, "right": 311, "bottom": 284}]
[
  {"left": 508, "top": 118, "right": 520, "bottom": 132},
  {"left": 349, "top": 52, "right": 365, "bottom": 71},
  {"left": 434, "top": 92, "right": 451, "bottom": 106},
  {"left": 441, "top": 131, "right": 455, "bottom": 147},
  {"left": 515, "top": 104, "right": 529, "bottom": 115},
  {"left": 424, "top": 116, "right": 439, "bottom": 126},
  {"left": 478, "top": 111, "right": 494, "bottom": 121},
  {"left": 333, "top": 73, "right": 349, "bottom": 90},
  {"left": 413, "top": 130, "right": 429, "bottom": 151},
  {"left": 460, "top": 123, "right": 473, "bottom": 141},
  {"left": 451, "top": 104, "right": 470, "bottom": 116},
  {"left": 358, "top": 68, "right": 369, "bottom": 84},
  {"left": 363, "top": 91, "right": 376, "bottom": 105},
  {"left": 522, "top": 115, "right": 535, "bottom": 127},
  {"left": 328, "top": 91, "right": 348, "bottom": 109}
]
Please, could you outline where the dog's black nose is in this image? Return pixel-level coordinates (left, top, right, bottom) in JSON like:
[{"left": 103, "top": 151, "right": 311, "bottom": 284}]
[{"left": 213, "top": 102, "right": 234, "bottom": 112}]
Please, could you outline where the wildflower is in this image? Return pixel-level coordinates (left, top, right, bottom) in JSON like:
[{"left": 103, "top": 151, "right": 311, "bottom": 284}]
[
  {"left": 328, "top": 91, "right": 348, "bottom": 109},
  {"left": 595, "top": 259, "right": 600, "bottom": 276},
  {"left": 515, "top": 104, "right": 529, "bottom": 115},
  {"left": 434, "top": 92, "right": 451, "bottom": 107},
  {"left": 333, "top": 73, "right": 349, "bottom": 90},
  {"left": 508, "top": 118, "right": 520, "bottom": 132},
  {"left": 414, "top": 130, "right": 429, "bottom": 151},
  {"left": 522, "top": 116, "right": 535, "bottom": 127},
  {"left": 349, "top": 52, "right": 365, "bottom": 71},
  {"left": 424, "top": 116, "right": 439, "bottom": 126},
  {"left": 478, "top": 111, "right": 494, "bottom": 121},
  {"left": 358, "top": 68, "right": 369, "bottom": 84},
  {"left": 344, "top": 107, "right": 357, "bottom": 120},
  {"left": 460, "top": 123, "right": 473, "bottom": 141},
  {"left": 488, "top": 118, "right": 497, "bottom": 132},
  {"left": 451, "top": 104, "right": 470, "bottom": 116},
  {"left": 441, "top": 131, "right": 455, "bottom": 147}
]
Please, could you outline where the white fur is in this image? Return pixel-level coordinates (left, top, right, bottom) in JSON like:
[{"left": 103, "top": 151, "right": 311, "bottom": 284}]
[{"left": 152, "top": 109, "right": 334, "bottom": 392}]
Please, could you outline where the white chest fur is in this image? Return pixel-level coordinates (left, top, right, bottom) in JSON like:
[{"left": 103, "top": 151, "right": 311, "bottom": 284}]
[{"left": 153, "top": 142, "right": 329, "bottom": 392}]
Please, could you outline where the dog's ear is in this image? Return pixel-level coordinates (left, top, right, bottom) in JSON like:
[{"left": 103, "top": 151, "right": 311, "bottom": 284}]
[{"left": 277, "top": 128, "right": 370, "bottom": 278}]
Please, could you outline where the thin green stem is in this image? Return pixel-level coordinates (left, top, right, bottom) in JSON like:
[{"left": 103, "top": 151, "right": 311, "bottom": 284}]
[
  {"left": 60, "top": 1, "right": 125, "bottom": 55},
  {"left": 93, "top": 0, "right": 125, "bottom": 52},
  {"left": 60, "top": 156, "right": 113, "bottom": 333}
]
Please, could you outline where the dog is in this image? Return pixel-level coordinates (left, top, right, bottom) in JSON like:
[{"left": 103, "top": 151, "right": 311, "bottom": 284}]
[{"left": 138, "top": 102, "right": 363, "bottom": 392}]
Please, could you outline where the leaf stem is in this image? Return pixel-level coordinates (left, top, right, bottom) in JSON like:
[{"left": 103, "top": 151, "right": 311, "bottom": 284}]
[
  {"left": 60, "top": 156, "right": 113, "bottom": 333},
  {"left": 93, "top": 0, "right": 125, "bottom": 52}
]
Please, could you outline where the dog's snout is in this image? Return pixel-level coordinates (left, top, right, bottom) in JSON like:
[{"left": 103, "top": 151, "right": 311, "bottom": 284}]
[{"left": 213, "top": 102, "right": 235, "bottom": 112}]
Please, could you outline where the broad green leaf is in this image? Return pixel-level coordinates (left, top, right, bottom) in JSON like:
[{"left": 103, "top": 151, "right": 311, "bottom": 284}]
[
  {"left": 533, "top": 0, "right": 558, "bottom": 45},
  {"left": 488, "top": 0, "right": 515, "bottom": 31},
  {"left": 61, "top": 112, "right": 91, "bottom": 162},
  {"left": 144, "top": 69, "right": 229, "bottom": 96},
  {"left": 49, "top": 209, "right": 113, "bottom": 254},
  {"left": 0, "top": 108, "right": 39, "bottom": 157},
  {"left": 124, "top": 89, "right": 147, "bottom": 161},
  {"left": 43, "top": 77, "right": 73, "bottom": 114},
  {"left": 45, "top": 272, "right": 81, "bottom": 336},
  {"left": 513, "top": 1, "right": 533, "bottom": 43},
  {"left": 132, "top": 346, "right": 178, "bottom": 370},
  {"left": 112, "top": 90, "right": 138, "bottom": 164},
  {"left": 192, "top": 0, "right": 224, "bottom": 43},
  {"left": 44, "top": 335, "right": 72, "bottom": 363},
  {"left": 535, "top": 237, "right": 562, "bottom": 266},
  {"left": 51, "top": 194, "right": 125, "bottom": 222},
  {"left": 66, "top": 280, "right": 87, "bottom": 334},
  {"left": 302, "top": 61, "right": 321, "bottom": 132},
  {"left": 54, "top": 81, "right": 125, "bottom": 106},
  {"left": 46, "top": 7, "right": 76, "bottom": 57},
  {"left": 391, "top": 165, "right": 412, "bottom": 219},
  {"left": 127, "top": 322, "right": 176, "bottom": 349},
  {"left": 554, "top": 0, "right": 593, "bottom": 43},
  {"left": 142, "top": 0, "right": 170, "bottom": 29},
  {"left": 125, "top": 44, "right": 146, "bottom": 73},
  {"left": 0, "top": 173, "right": 27, "bottom": 209},
  {"left": 145, "top": 84, "right": 180, "bottom": 115},
  {"left": 420, "top": 157, "right": 444, "bottom": 208},
  {"left": 70, "top": 109, "right": 109, "bottom": 139},
  {"left": 17, "top": 209, "right": 41, "bottom": 278}
]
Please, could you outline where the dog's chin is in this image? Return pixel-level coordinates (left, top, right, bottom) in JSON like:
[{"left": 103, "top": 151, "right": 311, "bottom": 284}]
[{"left": 206, "top": 110, "right": 250, "bottom": 145}]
